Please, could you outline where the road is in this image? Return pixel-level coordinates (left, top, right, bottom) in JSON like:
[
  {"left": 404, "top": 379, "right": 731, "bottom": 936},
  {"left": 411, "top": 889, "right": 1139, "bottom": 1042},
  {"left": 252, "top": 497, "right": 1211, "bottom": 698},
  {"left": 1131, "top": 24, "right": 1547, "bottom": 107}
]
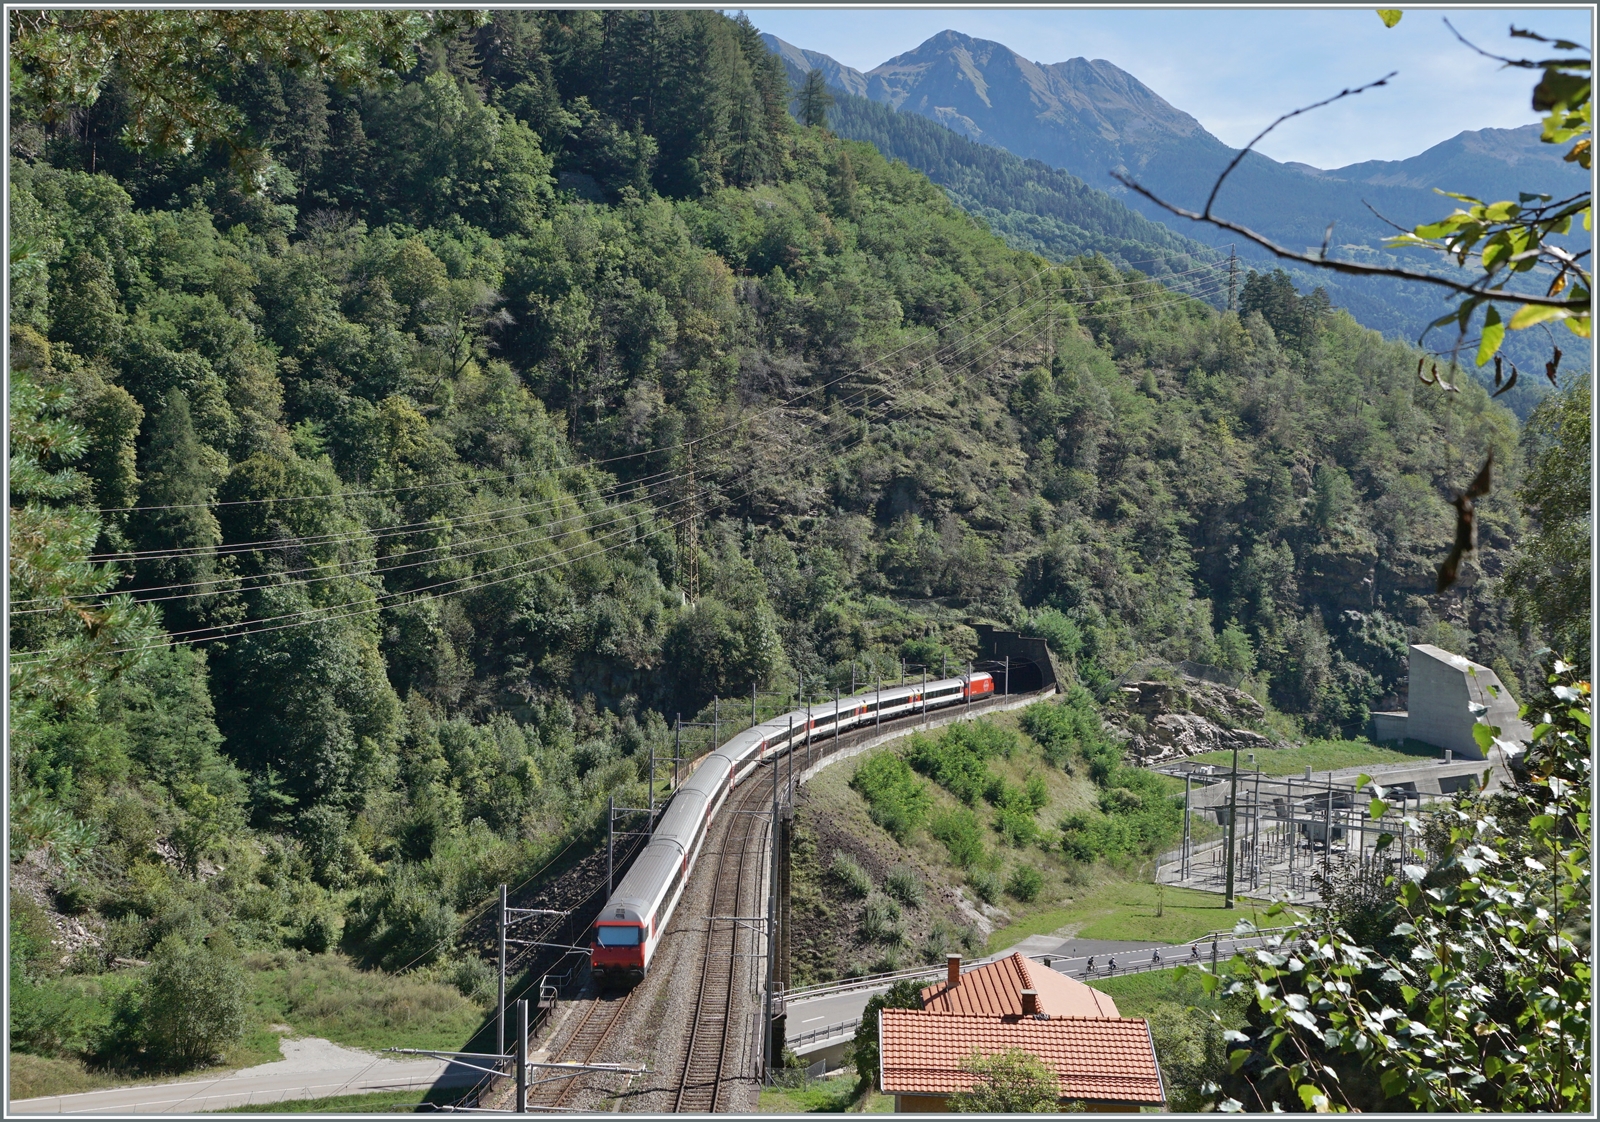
[
  {"left": 785, "top": 930, "right": 1286, "bottom": 1053},
  {"left": 9, "top": 1036, "right": 488, "bottom": 1115}
]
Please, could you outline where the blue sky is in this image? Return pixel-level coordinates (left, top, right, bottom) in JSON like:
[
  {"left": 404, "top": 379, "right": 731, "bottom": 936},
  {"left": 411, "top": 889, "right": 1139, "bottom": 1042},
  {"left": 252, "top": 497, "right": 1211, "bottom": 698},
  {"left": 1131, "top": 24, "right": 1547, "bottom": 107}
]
[{"left": 746, "top": 7, "right": 1594, "bottom": 168}]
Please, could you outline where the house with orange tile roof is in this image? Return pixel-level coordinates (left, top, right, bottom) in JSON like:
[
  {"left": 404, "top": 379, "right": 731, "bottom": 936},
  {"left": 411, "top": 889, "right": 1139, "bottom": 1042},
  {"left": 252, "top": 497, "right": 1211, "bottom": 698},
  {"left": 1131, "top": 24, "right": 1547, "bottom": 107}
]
[
  {"left": 878, "top": 954, "right": 1165, "bottom": 1112},
  {"left": 919, "top": 951, "right": 1123, "bottom": 1018}
]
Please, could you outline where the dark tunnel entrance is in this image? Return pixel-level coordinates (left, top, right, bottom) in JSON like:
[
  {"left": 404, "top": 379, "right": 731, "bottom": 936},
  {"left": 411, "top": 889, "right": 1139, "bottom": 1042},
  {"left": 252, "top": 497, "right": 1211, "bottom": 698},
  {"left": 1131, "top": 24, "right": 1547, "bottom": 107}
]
[
  {"left": 971, "top": 625, "right": 1058, "bottom": 695},
  {"left": 973, "top": 657, "right": 1048, "bottom": 695}
]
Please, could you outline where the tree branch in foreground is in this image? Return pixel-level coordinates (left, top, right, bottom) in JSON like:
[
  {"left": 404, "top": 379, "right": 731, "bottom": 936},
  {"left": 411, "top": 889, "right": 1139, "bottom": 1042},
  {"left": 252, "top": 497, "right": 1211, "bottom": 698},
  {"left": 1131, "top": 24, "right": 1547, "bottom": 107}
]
[
  {"left": 1112, "top": 175, "right": 1587, "bottom": 312},
  {"left": 1112, "top": 68, "right": 1588, "bottom": 313}
]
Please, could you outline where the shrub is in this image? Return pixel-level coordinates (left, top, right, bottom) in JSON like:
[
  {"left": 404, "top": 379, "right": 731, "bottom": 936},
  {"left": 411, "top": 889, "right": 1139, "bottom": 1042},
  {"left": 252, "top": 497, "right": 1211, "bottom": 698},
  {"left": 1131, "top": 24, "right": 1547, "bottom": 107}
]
[
  {"left": 994, "top": 806, "right": 1040, "bottom": 848},
  {"left": 137, "top": 935, "right": 248, "bottom": 1070},
  {"left": 851, "top": 979, "right": 925, "bottom": 1087},
  {"left": 991, "top": 782, "right": 1043, "bottom": 848},
  {"left": 860, "top": 892, "right": 903, "bottom": 945},
  {"left": 1024, "top": 774, "right": 1050, "bottom": 813},
  {"left": 290, "top": 908, "right": 340, "bottom": 955},
  {"left": 907, "top": 734, "right": 989, "bottom": 806},
  {"left": 930, "top": 808, "right": 986, "bottom": 867},
  {"left": 445, "top": 955, "right": 496, "bottom": 1004},
  {"left": 906, "top": 721, "right": 1016, "bottom": 805},
  {"left": 1025, "top": 607, "right": 1083, "bottom": 662},
  {"left": 850, "top": 752, "right": 931, "bottom": 842},
  {"left": 949, "top": 1047, "right": 1059, "bottom": 1112},
  {"left": 829, "top": 851, "right": 872, "bottom": 898},
  {"left": 918, "top": 918, "right": 963, "bottom": 964},
  {"left": 1146, "top": 1001, "right": 1228, "bottom": 1112},
  {"left": 968, "top": 869, "right": 1001, "bottom": 905},
  {"left": 1006, "top": 864, "right": 1044, "bottom": 903},
  {"left": 10, "top": 975, "right": 110, "bottom": 1058},
  {"left": 342, "top": 863, "right": 459, "bottom": 971},
  {"left": 1021, "top": 688, "right": 1118, "bottom": 775},
  {"left": 883, "top": 865, "right": 925, "bottom": 909},
  {"left": 296, "top": 805, "right": 354, "bottom": 888}
]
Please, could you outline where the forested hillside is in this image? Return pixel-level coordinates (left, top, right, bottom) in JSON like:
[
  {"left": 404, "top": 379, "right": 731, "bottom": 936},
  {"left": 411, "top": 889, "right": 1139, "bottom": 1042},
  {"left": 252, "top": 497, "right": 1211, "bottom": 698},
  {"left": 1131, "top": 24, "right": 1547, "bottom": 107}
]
[
  {"left": 8, "top": 9, "right": 1555, "bottom": 1080},
  {"left": 762, "top": 29, "right": 1586, "bottom": 416},
  {"left": 827, "top": 92, "right": 1222, "bottom": 292},
  {"left": 762, "top": 33, "right": 1223, "bottom": 291}
]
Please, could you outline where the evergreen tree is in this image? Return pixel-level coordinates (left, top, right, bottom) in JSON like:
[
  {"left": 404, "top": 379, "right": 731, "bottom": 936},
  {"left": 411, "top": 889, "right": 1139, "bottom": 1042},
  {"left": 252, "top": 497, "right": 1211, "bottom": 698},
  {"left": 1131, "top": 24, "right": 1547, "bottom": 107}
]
[
  {"left": 129, "top": 392, "right": 224, "bottom": 632},
  {"left": 796, "top": 68, "right": 834, "bottom": 129}
]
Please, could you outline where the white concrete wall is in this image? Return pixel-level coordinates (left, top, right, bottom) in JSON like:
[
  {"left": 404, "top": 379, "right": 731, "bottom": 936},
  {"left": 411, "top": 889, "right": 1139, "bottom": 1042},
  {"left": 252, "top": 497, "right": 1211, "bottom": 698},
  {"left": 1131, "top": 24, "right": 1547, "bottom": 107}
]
[{"left": 1406, "top": 644, "right": 1529, "bottom": 759}]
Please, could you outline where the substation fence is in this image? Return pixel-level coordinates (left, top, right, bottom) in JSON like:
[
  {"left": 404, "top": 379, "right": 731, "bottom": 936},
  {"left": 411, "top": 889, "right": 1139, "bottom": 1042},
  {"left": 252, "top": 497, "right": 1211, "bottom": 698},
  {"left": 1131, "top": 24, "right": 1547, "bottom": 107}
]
[{"left": 1159, "top": 764, "right": 1445, "bottom": 902}]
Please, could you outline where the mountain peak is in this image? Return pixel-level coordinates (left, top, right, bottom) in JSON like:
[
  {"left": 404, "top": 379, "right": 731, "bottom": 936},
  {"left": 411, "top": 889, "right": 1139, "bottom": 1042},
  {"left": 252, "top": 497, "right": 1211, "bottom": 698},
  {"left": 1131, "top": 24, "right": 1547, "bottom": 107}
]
[
  {"left": 866, "top": 30, "right": 1213, "bottom": 161},
  {"left": 760, "top": 31, "right": 870, "bottom": 99}
]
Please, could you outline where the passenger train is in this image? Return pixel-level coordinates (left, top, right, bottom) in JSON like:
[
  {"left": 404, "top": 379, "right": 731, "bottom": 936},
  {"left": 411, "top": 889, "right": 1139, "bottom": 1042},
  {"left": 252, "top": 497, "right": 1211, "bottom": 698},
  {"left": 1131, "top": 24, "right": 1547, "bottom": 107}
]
[{"left": 590, "top": 671, "right": 997, "bottom": 980}]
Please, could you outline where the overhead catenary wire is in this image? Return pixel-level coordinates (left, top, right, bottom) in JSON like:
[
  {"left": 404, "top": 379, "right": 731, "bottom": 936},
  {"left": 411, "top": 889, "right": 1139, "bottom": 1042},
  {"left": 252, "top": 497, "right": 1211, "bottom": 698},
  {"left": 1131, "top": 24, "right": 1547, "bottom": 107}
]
[
  {"left": 38, "top": 263, "right": 1230, "bottom": 594},
  {"left": 11, "top": 276, "right": 1229, "bottom": 640},
  {"left": 14, "top": 301, "right": 1072, "bottom": 663},
  {"left": 78, "top": 258, "right": 1227, "bottom": 516},
  {"left": 11, "top": 284, "right": 1078, "bottom": 612},
  {"left": 47, "top": 322, "right": 1046, "bottom": 655},
  {"left": 22, "top": 271, "right": 1179, "bottom": 610},
  {"left": 26, "top": 262, "right": 1229, "bottom": 616},
  {"left": 84, "top": 460, "right": 686, "bottom": 563}
]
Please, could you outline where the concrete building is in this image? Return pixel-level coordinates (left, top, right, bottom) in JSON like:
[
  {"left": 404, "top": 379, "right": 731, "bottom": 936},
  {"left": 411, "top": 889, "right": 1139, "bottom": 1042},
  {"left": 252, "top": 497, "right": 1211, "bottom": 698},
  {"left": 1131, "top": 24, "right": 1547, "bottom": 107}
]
[{"left": 1369, "top": 644, "right": 1530, "bottom": 759}]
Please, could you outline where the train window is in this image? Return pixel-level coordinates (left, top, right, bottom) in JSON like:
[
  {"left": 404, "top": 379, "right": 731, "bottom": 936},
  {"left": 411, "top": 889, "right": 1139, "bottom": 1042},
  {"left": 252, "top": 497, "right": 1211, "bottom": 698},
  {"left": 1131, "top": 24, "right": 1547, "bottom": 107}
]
[{"left": 596, "top": 925, "right": 641, "bottom": 946}]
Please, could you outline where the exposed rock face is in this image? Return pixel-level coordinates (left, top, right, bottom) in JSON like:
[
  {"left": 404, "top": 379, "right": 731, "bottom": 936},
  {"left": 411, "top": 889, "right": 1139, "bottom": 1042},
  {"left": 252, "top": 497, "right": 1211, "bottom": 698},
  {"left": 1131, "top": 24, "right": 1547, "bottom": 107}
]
[{"left": 1113, "top": 677, "right": 1275, "bottom": 765}]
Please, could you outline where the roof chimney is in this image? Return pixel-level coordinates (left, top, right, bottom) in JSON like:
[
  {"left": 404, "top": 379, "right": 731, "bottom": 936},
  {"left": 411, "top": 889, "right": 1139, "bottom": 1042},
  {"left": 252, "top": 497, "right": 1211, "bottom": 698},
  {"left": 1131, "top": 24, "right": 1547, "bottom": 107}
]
[
  {"left": 947, "top": 954, "right": 962, "bottom": 987},
  {"left": 1021, "top": 989, "right": 1040, "bottom": 1016}
]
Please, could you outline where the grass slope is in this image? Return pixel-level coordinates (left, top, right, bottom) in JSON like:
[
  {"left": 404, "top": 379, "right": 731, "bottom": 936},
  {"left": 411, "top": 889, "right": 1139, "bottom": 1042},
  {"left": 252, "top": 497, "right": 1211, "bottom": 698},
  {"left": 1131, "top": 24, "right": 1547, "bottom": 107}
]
[
  {"left": 985, "top": 880, "right": 1264, "bottom": 954},
  {"left": 7, "top": 953, "right": 487, "bottom": 1103},
  {"left": 791, "top": 708, "right": 1244, "bottom": 983},
  {"left": 1187, "top": 737, "right": 1442, "bottom": 776},
  {"left": 219, "top": 1088, "right": 462, "bottom": 1113}
]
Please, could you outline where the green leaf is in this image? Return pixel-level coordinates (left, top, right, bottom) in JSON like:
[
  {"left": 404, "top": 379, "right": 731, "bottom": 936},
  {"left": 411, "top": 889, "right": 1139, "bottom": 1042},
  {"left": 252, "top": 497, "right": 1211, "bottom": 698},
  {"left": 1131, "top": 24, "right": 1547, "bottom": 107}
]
[
  {"left": 1509, "top": 303, "right": 1572, "bottom": 330},
  {"left": 1370, "top": 798, "right": 1390, "bottom": 819},
  {"left": 1533, "top": 68, "right": 1590, "bottom": 112},
  {"left": 1376, "top": 9, "right": 1403, "bottom": 28}
]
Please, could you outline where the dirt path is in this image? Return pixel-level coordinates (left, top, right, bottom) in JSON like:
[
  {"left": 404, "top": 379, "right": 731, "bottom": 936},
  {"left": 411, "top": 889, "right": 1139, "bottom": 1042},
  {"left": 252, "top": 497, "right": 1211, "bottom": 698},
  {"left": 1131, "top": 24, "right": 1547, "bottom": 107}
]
[{"left": 9, "top": 1036, "right": 483, "bottom": 1115}]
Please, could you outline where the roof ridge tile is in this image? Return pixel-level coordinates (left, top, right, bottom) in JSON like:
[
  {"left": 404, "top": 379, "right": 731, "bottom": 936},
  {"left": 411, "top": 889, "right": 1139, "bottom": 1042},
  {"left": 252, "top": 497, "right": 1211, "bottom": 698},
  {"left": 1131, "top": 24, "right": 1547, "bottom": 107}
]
[{"left": 1013, "top": 951, "right": 1035, "bottom": 989}]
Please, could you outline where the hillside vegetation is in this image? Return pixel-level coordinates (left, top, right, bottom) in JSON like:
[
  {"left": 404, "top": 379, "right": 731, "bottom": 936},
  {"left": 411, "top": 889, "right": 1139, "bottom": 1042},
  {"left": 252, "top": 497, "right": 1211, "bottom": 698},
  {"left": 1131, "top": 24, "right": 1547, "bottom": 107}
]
[
  {"left": 794, "top": 702, "right": 1344, "bottom": 985},
  {"left": 6, "top": 9, "right": 1554, "bottom": 1085},
  {"left": 764, "top": 29, "right": 1587, "bottom": 415}
]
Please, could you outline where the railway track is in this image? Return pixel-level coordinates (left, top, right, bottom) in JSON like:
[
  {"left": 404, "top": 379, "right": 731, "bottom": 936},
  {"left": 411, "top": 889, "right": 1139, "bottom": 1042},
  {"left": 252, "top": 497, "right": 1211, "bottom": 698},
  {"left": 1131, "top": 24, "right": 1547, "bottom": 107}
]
[
  {"left": 671, "top": 765, "right": 772, "bottom": 1112},
  {"left": 528, "top": 989, "right": 636, "bottom": 1110}
]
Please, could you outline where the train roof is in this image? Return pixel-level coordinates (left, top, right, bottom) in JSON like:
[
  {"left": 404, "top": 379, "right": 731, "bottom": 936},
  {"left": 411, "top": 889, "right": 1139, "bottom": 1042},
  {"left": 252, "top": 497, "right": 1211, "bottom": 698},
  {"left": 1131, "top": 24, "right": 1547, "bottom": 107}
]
[
  {"left": 652, "top": 786, "right": 708, "bottom": 850},
  {"left": 603, "top": 840, "right": 682, "bottom": 920}
]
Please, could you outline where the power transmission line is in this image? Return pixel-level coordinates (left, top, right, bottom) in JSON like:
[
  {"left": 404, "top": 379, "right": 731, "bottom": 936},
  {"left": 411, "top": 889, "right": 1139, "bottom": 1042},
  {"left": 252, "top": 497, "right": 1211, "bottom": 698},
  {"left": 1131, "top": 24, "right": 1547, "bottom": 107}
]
[
  {"left": 13, "top": 270, "right": 1231, "bottom": 656},
  {"left": 15, "top": 303, "right": 1069, "bottom": 664},
  {"left": 78, "top": 260, "right": 1224, "bottom": 516}
]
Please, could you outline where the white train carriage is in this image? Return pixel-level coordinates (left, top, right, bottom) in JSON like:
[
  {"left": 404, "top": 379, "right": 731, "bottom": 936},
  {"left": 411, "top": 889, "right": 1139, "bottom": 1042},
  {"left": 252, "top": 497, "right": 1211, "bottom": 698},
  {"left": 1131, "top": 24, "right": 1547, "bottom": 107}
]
[{"left": 590, "top": 672, "right": 996, "bottom": 978}]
